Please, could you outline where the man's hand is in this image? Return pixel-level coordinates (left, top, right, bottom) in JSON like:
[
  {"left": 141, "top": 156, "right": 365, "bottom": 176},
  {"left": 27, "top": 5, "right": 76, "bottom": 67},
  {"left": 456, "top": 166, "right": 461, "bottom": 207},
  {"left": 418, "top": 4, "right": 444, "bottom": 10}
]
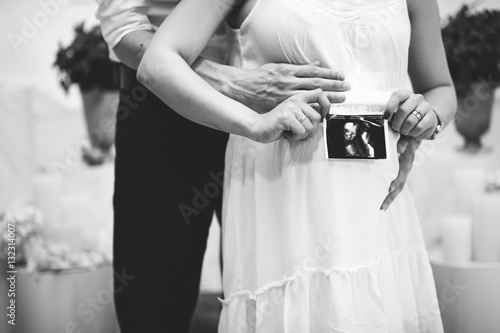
[
  {"left": 226, "top": 61, "right": 350, "bottom": 113},
  {"left": 380, "top": 135, "right": 421, "bottom": 211}
]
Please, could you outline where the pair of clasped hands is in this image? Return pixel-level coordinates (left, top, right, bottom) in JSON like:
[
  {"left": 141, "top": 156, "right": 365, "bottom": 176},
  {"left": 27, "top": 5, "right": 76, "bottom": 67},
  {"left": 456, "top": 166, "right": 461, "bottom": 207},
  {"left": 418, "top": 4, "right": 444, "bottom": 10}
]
[{"left": 242, "top": 61, "right": 438, "bottom": 209}]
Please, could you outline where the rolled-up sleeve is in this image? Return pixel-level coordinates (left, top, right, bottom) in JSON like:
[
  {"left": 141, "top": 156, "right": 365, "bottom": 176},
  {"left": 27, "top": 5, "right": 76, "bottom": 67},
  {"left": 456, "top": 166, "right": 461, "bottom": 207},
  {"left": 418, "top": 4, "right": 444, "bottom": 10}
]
[{"left": 95, "top": 0, "right": 155, "bottom": 61}]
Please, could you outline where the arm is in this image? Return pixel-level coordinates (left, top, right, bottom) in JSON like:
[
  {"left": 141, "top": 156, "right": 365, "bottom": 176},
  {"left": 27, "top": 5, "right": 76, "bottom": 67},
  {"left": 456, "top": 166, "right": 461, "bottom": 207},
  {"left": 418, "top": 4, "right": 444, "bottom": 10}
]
[
  {"left": 114, "top": 31, "right": 348, "bottom": 112},
  {"left": 380, "top": 0, "right": 457, "bottom": 210},
  {"left": 95, "top": 0, "right": 155, "bottom": 65},
  {"left": 384, "top": 0, "right": 457, "bottom": 138},
  {"left": 96, "top": 0, "right": 348, "bottom": 112},
  {"left": 137, "top": 0, "right": 330, "bottom": 142}
]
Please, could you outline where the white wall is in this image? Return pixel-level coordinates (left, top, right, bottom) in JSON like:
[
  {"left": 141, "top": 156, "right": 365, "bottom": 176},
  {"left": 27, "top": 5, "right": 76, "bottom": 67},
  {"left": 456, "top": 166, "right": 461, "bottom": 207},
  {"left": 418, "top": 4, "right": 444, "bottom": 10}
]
[
  {"left": 1, "top": 0, "right": 499, "bottom": 93},
  {"left": 0, "top": 0, "right": 99, "bottom": 102},
  {"left": 1, "top": 0, "right": 500, "bottom": 84}
]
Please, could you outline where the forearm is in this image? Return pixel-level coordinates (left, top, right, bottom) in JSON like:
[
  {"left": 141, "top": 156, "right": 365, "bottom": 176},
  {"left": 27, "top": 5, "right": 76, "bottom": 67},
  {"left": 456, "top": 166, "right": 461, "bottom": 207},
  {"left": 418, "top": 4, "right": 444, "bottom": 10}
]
[
  {"left": 113, "top": 30, "right": 244, "bottom": 103},
  {"left": 192, "top": 57, "right": 240, "bottom": 101},
  {"left": 421, "top": 84, "right": 457, "bottom": 128},
  {"left": 137, "top": 51, "right": 259, "bottom": 138}
]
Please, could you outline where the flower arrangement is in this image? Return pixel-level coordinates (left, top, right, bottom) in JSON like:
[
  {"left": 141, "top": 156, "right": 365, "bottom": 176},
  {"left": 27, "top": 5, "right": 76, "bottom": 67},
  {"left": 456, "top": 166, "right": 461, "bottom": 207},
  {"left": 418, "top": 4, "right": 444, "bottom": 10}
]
[
  {"left": 441, "top": 5, "right": 500, "bottom": 97},
  {"left": 0, "top": 207, "right": 41, "bottom": 267},
  {"left": 0, "top": 207, "right": 111, "bottom": 273},
  {"left": 54, "top": 23, "right": 119, "bottom": 93}
]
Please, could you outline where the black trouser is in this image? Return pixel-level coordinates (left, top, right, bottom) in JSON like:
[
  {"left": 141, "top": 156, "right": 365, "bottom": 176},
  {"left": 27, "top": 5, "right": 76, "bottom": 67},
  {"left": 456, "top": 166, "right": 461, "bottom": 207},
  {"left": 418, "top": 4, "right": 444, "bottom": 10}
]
[{"left": 112, "top": 66, "right": 228, "bottom": 332}]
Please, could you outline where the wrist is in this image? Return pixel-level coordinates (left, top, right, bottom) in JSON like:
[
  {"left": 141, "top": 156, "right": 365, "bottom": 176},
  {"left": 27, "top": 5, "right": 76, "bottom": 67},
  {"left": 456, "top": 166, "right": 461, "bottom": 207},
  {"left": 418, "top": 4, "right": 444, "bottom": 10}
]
[
  {"left": 241, "top": 112, "right": 262, "bottom": 141},
  {"left": 222, "top": 66, "right": 249, "bottom": 104},
  {"left": 193, "top": 59, "right": 237, "bottom": 98},
  {"left": 428, "top": 108, "right": 443, "bottom": 140}
]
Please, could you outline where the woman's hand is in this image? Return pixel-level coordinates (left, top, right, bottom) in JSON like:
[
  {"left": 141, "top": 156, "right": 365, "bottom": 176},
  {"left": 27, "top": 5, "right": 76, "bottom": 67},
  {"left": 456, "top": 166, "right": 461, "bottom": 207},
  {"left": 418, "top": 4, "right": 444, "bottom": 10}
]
[
  {"left": 379, "top": 135, "right": 421, "bottom": 211},
  {"left": 249, "top": 89, "right": 331, "bottom": 143},
  {"left": 383, "top": 90, "right": 439, "bottom": 140}
]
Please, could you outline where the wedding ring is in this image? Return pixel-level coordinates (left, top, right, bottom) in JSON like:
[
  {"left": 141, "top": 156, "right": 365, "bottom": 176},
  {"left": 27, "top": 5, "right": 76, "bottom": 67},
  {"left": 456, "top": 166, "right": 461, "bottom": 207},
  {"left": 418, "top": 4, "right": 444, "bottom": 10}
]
[
  {"left": 298, "top": 114, "right": 308, "bottom": 123},
  {"left": 411, "top": 109, "right": 423, "bottom": 121}
]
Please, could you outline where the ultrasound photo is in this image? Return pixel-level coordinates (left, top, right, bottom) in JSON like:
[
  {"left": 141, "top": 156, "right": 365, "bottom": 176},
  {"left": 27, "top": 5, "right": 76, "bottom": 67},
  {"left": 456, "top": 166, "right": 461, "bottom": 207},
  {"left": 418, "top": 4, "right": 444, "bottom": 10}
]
[{"left": 324, "top": 114, "right": 388, "bottom": 160}]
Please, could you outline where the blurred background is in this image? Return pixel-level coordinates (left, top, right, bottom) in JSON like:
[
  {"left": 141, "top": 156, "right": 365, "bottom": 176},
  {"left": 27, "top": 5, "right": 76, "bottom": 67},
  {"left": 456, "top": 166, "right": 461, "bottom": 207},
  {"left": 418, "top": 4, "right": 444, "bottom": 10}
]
[{"left": 0, "top": 0, "right": 499, "bottom": 332}]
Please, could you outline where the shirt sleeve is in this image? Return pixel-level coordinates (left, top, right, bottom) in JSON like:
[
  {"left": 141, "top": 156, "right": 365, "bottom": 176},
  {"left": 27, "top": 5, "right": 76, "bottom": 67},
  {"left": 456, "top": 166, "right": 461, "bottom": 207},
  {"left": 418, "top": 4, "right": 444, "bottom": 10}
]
[{"left": 95, "top": 0, "right": 155, "bottom": 61}]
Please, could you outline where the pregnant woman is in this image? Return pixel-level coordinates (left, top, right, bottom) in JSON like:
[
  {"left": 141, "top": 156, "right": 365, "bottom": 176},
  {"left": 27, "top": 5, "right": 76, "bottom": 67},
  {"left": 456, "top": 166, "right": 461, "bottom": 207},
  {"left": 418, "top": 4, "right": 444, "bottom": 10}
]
[{"left": 138, "top": 0, "right": 456, "bottom": 331}]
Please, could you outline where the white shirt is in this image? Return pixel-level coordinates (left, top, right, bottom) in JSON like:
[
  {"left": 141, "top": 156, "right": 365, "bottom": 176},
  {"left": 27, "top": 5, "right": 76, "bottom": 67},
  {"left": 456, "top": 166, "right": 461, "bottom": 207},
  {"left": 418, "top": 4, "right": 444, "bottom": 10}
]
[{"left": 95, "top": 0, "right": 227, "bottom": 63}]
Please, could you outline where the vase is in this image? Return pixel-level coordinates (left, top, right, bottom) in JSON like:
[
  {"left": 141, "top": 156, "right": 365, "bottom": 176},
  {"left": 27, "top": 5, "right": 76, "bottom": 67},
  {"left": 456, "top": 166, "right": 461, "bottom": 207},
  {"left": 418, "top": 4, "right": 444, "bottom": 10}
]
[
  {"left": 11, "top": 266, "right": 120, "bottom": 333},
  {"left": 80, "top": 88, "right": 119, "bottom": 152},
  {"left": 455, "top": 82, "right": 495, "bottom": 153},
  {"left": 429, "top": 248, "right": 500, "bottom": 333}
]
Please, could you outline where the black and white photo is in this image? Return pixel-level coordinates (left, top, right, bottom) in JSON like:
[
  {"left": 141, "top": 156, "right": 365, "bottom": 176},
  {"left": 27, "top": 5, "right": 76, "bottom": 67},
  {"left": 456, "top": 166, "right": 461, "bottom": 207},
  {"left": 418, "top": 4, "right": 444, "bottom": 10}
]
[{"left": 325, "top": 114, "right": 388, "bottom": 159}]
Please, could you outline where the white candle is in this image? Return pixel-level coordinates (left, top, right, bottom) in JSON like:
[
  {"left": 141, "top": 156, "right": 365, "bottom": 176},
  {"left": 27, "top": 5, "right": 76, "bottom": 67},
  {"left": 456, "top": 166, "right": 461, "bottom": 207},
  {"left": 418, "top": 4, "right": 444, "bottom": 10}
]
[
  {"left": 455, "top": 168, "right": 486, "bottom": 216},
  {"left": 441, "top": 214, "right": 473, "bottom": 263},
  {"left": 33, "top": 173, "right": 62, "bottom": 226},
  {"left": 473, "top": 194, "right": 500, "bottom": 262}
]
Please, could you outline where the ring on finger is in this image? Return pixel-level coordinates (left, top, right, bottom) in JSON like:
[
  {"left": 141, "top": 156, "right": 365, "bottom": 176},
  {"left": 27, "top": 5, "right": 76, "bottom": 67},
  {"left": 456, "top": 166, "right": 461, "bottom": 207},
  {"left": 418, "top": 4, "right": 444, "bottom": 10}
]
[
  {"left": 411, "top": 109, "right": 424, "bottom": 121},
  {"left": 298, "top": 114, "right": 308, "bottom": 123}
]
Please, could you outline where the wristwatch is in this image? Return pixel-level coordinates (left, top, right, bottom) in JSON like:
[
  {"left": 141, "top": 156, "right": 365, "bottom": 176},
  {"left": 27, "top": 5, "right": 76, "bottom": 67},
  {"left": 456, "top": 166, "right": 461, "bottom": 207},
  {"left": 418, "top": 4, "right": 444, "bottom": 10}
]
[{"left": 428, "top": 109, "right": 443, "bottom": 140}]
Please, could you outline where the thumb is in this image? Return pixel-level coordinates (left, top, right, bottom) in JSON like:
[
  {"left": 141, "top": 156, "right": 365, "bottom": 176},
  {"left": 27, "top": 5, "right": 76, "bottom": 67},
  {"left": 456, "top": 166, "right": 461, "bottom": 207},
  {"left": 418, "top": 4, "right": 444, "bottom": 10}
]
[
  {"left": 397, "top": 135, "right": 409, "bottom": 154},
  {"left": 310, "top": 60, "right": 321, "bottom": 66}
]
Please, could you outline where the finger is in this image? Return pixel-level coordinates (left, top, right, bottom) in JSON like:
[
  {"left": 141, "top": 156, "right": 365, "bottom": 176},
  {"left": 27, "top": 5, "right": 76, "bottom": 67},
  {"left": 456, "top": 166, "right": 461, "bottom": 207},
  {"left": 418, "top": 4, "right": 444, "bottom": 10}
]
[
  {"left": 409, "top": 111, "right": 438, "bottom": 138},
  {"left": 286, "top": 113, "right": 307, "bottom": 141},
  {"left": 383, "top": 90, "right": 412, "bottom": 120},
  {"left": 299, "top": 114, "right": 315, "bottom": 140},
  {"left": 391, "top": 94, "right": 424, "bottom": 133},
  {"left": 401, "top": 104, "right": 431, "bottom": 136},
  {"left": 297, "top": 89, "right": 331, "bottom": 119},
  {"left": 396, "top": 135, "right": 409, "bottom": 155},
  {"left": 295, "top": 78, "right": 351, "bottom": 92},
  {"left": 325, "top": 92, "right": 346, "bottom": 104},
  {"left": 290, "top": 116, "right": 310, "bottom": 141},
  {"left": 381, "top": 137, "right": 418, "bottom": 210},
  {"left": 380, "top": 183, "right": 405, "bottom": 211},
  {"left": 415, "top": 126, "right": 436, "bottom": 141},
  {"left": 294, "top": 90, "right": 346, "bottom": 104},
  {"left": 294, "top": 65, "right": 345, "bottom": 80},
  {"left": 300, "top": 104, "right": 322, "bottom": 140},
  {"left": 309, "top": 102, "right": 320, "bottom": 111}
]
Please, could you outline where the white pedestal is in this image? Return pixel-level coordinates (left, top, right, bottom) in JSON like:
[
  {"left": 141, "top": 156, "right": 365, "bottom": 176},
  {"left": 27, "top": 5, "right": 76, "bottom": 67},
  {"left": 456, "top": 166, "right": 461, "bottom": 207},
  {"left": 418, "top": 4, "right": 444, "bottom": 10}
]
[
  {"left": 11, "top": 266, "right": 120, "bottom": 333},
  {"left": 429, "top": 248, "right": 500, "bottom": 333}
]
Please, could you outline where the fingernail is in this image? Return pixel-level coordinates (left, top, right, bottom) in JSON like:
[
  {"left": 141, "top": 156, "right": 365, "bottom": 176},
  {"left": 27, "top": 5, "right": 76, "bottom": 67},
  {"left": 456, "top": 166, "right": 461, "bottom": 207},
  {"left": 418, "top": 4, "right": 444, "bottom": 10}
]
[
  {"left": 380, "top": 204, "right": 388, "bottom": 211},
  {"left": 389, "top": 185, "right": 395, "bottom": 192},
  {"left": 342, "top": 83, "right": 351, "bottom": 90}
]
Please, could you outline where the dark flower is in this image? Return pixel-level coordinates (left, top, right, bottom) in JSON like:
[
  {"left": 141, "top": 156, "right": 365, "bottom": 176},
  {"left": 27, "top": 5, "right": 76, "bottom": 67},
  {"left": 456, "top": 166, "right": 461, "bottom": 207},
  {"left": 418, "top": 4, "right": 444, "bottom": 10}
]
[
  {"left": 54, "top": 23, "right": 119, "bottom": 93},
  {"left": 442, "top": 5, "right": 500, "bottom": 97}
]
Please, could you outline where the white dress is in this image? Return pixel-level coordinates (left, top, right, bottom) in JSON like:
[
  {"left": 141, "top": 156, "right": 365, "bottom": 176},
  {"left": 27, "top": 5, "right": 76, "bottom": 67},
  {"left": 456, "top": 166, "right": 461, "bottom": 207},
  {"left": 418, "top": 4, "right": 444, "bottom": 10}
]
[{"left": 219, "top": 0, "right": 444, "bottom": 332}]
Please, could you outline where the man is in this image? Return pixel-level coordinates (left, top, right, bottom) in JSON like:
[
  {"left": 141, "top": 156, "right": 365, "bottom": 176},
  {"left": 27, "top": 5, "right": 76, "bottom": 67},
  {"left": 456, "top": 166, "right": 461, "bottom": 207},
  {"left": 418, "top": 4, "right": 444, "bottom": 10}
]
[{"left": 95, "top": 1, "right": 416, "bottom": 331}]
